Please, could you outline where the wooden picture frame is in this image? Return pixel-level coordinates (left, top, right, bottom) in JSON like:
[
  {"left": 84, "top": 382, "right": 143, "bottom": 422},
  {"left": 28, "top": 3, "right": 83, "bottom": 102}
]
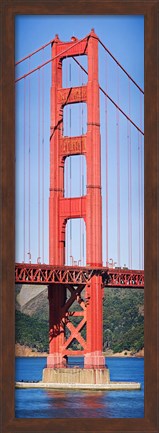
[{"left": 0, "top": 0, "right": 158, "bottom": 432}]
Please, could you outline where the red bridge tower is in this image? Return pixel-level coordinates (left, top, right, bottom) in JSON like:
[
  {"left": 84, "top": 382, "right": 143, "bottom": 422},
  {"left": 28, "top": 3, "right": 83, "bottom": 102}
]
[{"left": 48, "top": 29, "right": 105, "bottom": 369}]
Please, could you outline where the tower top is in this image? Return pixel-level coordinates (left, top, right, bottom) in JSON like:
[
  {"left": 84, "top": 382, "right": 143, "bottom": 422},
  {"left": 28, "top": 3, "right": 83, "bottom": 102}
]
[{"left": 52, "top": 29, "right": 98, "bottom": 46}]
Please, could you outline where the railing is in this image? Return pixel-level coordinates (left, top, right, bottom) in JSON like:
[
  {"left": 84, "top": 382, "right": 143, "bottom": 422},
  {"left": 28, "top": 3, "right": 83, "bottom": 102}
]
[{"left": 15, "top": 263, "right": 144, "bottom": 288}]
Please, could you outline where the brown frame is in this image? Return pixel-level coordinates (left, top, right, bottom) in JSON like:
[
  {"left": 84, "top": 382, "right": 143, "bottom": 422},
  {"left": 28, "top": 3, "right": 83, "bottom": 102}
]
[{"left": 0, "top": 0, "right": 158, "bottom": 432}]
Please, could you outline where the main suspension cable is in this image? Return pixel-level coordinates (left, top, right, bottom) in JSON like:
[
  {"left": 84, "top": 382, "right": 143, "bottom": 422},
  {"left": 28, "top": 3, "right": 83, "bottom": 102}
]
[
  {"left": 72, "top": 57, "right": 144, "bottom": 136},
  {"left": 97, "top": 36, "right": 144, "bottom": 95},
  {"left": 15, "top": 34, "right": 90, "bottom": 82},
  {"left": 16, "top": 49, "right": 144, "bottom": 137},
  {"left": 15, "top": 38, "right": 54, "bottom": 66}
]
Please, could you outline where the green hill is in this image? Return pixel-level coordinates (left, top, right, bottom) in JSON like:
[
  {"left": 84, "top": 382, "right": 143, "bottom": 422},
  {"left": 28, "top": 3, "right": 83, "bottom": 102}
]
[
  {"left": 15, "top": 285, "right": 144, "bottom": 354},
  {"left": 15, "top": 310, "right": 49, "bottom": 352},
  {"left": 103, "top": 288, "right": 144, "bottom": 353}
]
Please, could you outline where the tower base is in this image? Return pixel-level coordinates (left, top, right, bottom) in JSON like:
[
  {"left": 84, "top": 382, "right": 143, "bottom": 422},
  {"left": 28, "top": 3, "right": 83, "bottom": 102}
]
[
  {"left": 84, "top": 351, "right": 106, "bottom": 369},
  {"left": 42, "top": 367, "right": 110, "bottom": 385},
  {"left": 46, "top": 353, "right": 67, "bottom": 368}
]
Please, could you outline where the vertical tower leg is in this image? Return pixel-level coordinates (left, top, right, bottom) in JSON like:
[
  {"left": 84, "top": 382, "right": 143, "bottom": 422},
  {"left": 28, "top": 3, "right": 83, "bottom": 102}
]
[
  {"left": 83, "top": 30, "right": 105, "bottom": 368},
  {"left": 47, "top": 284, "right": 67, "bottom": 368},
  {"left": 84, "top": 275, "right": 105, "bottom": 368}
]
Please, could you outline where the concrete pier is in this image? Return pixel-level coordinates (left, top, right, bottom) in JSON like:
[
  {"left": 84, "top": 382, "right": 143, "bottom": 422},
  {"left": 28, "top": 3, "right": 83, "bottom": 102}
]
[
  {"left": 15, "top": 381, "right": 141, "bottom": 390},
  {"left": 15, "top": 366, "right": 141, "bottom": 391},
  {"left": 42, "top": 367, "right": 110, "bottom": 385}
]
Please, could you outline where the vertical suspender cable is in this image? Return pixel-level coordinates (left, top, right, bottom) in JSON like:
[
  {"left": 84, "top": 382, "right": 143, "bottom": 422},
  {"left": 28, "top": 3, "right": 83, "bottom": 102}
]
[
  {"left": 38, "top": 69, "right": 41, "bottom": 261},
  {"left": 79, "top": 65, "right": 82, "bottom": 265},
  {"left": 140, "top": 92, "right": 144, "bottom": 269},
  {"left": 128, "top": 79, "right": 132, "bottom": 269},
  {"left": 28, "top": 58, "right": 31, "bottom": 260},
  {"left": 138, "top": 130, "right": 141, "bottom": 269},
  {"left": 23, "top": 78, "right": 26, "bottom": 262},
  {"left": 141, "top": 133, "right": 143, "bottom": 269},
  {"left": 140, "top": 134, "right": 144, "bottom": 269},
  {"left": 127, "top": 119, "right": 130, "bottom": 268},
  {"left": 81, "top": 73, "right": 84, "bottom": 265},
  {"left": 78, "top": 59, "right": 84, "bottom": 266},
  {"left": 69, "top": 61, "right": 72, "bottom": 262},
  {"left": 105, "top": 54, "right": 108, "bottom": 266},
  {"left": 80, "top": 173, "right": 82, "bottom": 265},
  {"left": 116, "top": 67, "right": 120, "bottom": 266},
  {"left": 66, "top": 57, "right": 69, "bottom": 264},
  {"left": 42, "top": 53, "right": 44, "bottom": 263}
]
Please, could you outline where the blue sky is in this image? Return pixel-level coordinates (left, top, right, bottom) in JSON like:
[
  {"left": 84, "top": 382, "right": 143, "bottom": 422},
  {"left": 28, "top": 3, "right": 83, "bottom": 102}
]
[
  {"left": 15, "top": 15, "right": 144, "bottom": 269},
  {"left": 15, "top": 15, "right": 144, "bottom": 87}
]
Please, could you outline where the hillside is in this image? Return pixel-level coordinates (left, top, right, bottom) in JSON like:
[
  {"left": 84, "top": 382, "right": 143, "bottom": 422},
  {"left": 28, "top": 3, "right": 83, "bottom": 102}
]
[
  {"left": 103, "top": 288, "right": 144, "bottom": 353},
  {"left": 16, "top": 284, "right": 48, "bottom": 319},
  {"left": 15, "top": 284, "right": 144, "bottom": 355}
]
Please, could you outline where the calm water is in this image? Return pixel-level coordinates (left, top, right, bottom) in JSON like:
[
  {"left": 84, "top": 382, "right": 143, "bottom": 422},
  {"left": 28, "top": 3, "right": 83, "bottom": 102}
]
[{"left": 15, "top": 357, "right": 144, "bottom": 418}]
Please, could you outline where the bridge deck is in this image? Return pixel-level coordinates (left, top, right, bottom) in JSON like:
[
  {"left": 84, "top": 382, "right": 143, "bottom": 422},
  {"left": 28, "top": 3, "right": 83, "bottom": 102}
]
[{"left": 15, "top": 264, "right": 144, "bottom": 288}]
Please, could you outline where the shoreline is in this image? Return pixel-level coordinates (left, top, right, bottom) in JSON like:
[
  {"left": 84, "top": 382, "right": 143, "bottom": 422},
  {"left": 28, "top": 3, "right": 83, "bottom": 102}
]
[{"left": 15, "top": 344, "right": 144, "bottom": 358}]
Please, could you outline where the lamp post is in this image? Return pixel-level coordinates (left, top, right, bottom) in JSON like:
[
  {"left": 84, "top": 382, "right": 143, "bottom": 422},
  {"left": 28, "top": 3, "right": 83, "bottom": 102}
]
[
  {"left": 27, "top": 252, "right": 31, "bottom": 263},
  {"left": 109, "top": 258, "right": 113, "bottom": 268},
  {"left": 70, "top": 255, "right": 74, "bottom": 266},
  {"left": 109, "top": 258, "right": 117, "bottom": 268}
]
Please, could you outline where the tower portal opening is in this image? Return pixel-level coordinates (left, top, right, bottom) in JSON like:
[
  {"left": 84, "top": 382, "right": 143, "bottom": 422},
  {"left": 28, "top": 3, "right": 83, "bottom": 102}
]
[
  {"left": 64, "top": 155, "right": 86, "bottom": 198},
  {"left": 65, "top": 218, "right": 86, "bottom": 266},
  {"left": 62, "top": 55, "right": 88, "bottom": 88},
  {"left": 63, "top": 102, "right": 87, "bottom": 137}
]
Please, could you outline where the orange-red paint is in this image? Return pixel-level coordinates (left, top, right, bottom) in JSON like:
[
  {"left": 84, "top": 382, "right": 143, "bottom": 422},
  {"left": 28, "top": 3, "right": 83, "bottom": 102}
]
[{"left": 48, "top": 30, "right": 104, "bottom": 368}]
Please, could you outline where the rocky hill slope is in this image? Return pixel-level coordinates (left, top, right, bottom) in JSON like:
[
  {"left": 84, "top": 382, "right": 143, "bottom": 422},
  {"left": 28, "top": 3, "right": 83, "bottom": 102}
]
[{"left": 16, "top": 284, "right": 49, "bottom": 319}]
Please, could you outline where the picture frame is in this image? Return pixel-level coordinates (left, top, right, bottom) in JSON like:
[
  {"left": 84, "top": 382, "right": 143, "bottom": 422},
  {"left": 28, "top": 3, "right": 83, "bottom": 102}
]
[{"left": 0, "top": 0, "right": 158, "bottom": 432}]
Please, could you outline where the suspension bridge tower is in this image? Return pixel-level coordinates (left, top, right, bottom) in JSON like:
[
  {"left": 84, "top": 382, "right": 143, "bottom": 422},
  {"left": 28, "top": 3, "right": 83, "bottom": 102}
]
[{"left": 43, "top": 29, "right": 110, "bottom": 384}]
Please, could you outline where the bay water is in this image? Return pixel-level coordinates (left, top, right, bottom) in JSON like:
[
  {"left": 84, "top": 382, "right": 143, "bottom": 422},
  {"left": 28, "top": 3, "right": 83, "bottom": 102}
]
[{"left": 15, "top": 357, "right": 144, "bottom": 418}]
